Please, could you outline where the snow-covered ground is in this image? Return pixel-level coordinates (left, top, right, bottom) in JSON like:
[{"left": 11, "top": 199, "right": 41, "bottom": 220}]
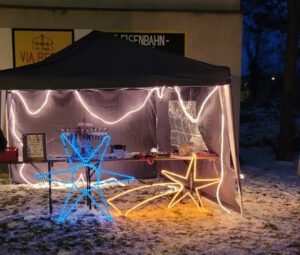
[
  {"left": 0, "top": 97, "right": 299, "bottom": 254},
  {"left": 240, "top": 99, "right": 300, "bottom": 149},
  {"left": 0, "top": 146, "right": 299, "bottom": 255}
]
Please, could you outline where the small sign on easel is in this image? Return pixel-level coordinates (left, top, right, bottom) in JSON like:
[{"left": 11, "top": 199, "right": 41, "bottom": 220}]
[{"left": 23, "top": 133, "right": 47, "bottom": 162}]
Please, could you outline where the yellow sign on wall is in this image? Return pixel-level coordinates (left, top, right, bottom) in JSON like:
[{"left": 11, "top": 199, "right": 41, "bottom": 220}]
[{"left": 13, "top": 29, "right": 74, "bottom": 67}]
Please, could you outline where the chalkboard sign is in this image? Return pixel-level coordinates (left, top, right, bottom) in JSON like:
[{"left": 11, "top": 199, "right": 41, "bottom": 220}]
[{"left": 23, "top": 133, "right": 47, "bottom": 162}]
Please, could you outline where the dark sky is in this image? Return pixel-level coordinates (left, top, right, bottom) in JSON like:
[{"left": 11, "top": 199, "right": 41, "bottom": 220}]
[{"left": 241, "top": 0, "right": 300, "bottom": 77}]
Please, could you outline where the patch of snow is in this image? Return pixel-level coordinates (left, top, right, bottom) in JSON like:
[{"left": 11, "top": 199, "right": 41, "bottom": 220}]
[
  {"left": 0, "top": 148, "right": 299, "bottom": 255},
  {"left": 1, "top": 97, "right": 299, "bottom": 254}
]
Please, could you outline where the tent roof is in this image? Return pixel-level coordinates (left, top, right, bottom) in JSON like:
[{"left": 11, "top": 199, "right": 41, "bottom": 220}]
[{"left": 0, "top": 31, "right": 230, "bottom": 89}]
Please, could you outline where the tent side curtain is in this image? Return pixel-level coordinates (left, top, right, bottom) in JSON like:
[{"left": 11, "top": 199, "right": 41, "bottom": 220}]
[
  {"left": 156, "top": 86, "right": 240, "bottom": 212},
  {"left": 0, "top": 31, "right": 230, "bottom": 89},
  {"left": 7, "top": 86, "right": 241, "bottom": 213},
  {"left": 221, "top": 85, "right": 243, "bottom": 214}
]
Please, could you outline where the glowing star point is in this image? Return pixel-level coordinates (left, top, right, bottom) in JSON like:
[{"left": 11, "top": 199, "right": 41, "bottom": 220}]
[
  {"left": 162, "top": 153, "right": 220, "bottom": 213},
  {"left": 34, "top": 134, "right": 135, "bottom": 222}
]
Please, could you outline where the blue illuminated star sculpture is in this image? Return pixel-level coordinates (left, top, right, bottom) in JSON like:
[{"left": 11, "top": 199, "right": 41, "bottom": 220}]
[{"left": 34, "top": 133, "right": 135, "bottom": 223}]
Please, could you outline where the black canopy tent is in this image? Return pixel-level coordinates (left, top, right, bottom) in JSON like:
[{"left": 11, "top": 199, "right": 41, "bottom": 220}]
[
  {"left": 0, "top": 31, "right": 230, "bottom": 89},
  {"left": 0, "top": 31, "right": 243, "bottom": 214}
]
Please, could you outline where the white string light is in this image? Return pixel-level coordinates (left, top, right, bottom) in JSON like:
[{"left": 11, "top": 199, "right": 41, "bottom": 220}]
[
  {"left": 75, "top": 173, "right": 86, "bottom": 185},
  {"left": 11, "top": 86, "right": 213, "bottom": 131},
  {"left": 12, "top": 90, "right": 51, "bottom": 115},
  {"left": 10, "top": 86, "right": 226, "bottom": 189},
  {"left": 19, "top": 163, "right": 87, "bottom": 186},
  {"left": 74, "top": 87, "right": 164, "bottom": 125},
  {"left": 10, "top": 102, "right": 23, "bottom": 146},
  {"left": 216, "top": 113, "right": 231, "bottom": 213},
  {"left": 20, "top": 165, "right": 126, "bottom": 189},
  {"left": 155, "top": 86, "right": 165, "bottom": 99},
  {"left": 174, "top": 86, "right": 218, "bottom": 123},
  {"left": 10, "top": 90, "right": 51, "bottom": 146},
  {"left": 75, "top": 86, "right": 216, "bottom": 125},
  {"left": 19, "top": 163, "right": 33, "bottom": 185},
  {"left": 19, "top": 160, "right": 127, "bottom": 188}
]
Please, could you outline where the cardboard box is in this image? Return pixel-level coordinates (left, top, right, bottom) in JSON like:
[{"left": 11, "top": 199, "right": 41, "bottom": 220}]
[{"left": 0, "top": 147, "right": 18, "bottom": 162}]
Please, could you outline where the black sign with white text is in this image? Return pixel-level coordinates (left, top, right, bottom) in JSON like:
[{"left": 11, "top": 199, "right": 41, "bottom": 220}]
[{"left": 108, "top": 32, "right": 185, "bottom": 56}]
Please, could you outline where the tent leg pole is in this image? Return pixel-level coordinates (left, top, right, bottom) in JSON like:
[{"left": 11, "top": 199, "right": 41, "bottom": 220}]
[
  {"left": 48, "top": 161, "right": 53, "bottom": 215},
  {"left": 237, "top": 172, "right": 244, "bottom": 217},
  {"left": 89, "top": 168, "right": 91, "bottom": 210},
  {"left": 221, "top": 85, "right": 244, "bottom": 216},
  {"left": 86, "top": 167, "right": 89, "bottom": 207},
  {"left": 8, "top": 164, "right": 12, "bottom": 184}
]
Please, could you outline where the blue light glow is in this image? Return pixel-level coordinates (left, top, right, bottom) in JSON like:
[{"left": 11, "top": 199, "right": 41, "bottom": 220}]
[{"left": 34, "top": 133, "right": 135, "bottom": 223}]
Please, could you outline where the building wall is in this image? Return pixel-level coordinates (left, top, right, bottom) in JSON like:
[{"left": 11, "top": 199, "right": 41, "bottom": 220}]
[
  {"left": 0, "top": 8, "right": 242, "bottom": 80},
  {"left": 0, "top": 7, "right": 242, "bottom": 135},
  {"left": 0, "top": 0, "right": 240, "bottom": 11}
]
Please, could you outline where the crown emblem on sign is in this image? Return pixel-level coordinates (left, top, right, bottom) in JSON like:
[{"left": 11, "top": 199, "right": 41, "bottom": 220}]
[
  {"left": 32, "top": 34, "right": 54, "bottom": 51},
  {"left": 32, "top": 34, "right": 53, "bottom": 46}
]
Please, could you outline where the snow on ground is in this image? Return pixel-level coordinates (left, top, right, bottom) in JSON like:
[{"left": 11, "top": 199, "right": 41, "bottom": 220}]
[
  {"left": 1, "top": 98, "right": 300, "bottom": 254},
  {"left": 240, "top": 99, "right": 300, "bottom": 149},
  {"left": 0, "top": 147, "right": 299, "bottom": 255}
]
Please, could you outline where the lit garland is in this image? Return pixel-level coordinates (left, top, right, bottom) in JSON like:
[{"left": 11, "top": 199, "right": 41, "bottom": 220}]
[
  {"left": 19, "top": 162, "right": 87, "bottom": 186},
  {"left": 74, "top": 87, "right": 165, "bottom": 125},
  {"left": 10, "top": 103, "right": 23, "bottom": 146},
  {"left": 10, "top": 87, "right": 233, "bottom": 214},
  {"left": 33, "top": 134, "right": 135, "bottom": 222},
  {"left": 10, "top": 87, "right": 222, "bottom": 193},
  {"left": 13, "top": 90, "right": 51, "bottom": 115},
  {"left": 10, "top": 86, "right": 216, "bottom": 145},
  {"left": 108, "top": 154, "right": 221, "bottom": 216},
  {"left": 216, "top": 113, "right": 230, "bottom": 213},
  {"left": 19, "top": 163, "right": 33, "bottom": 185},
  {"left": 174, "top": 86, "right": 218, "bottom": 123},
  {"left": 27, "top": 176, "right": 127, "bottom": 189}
]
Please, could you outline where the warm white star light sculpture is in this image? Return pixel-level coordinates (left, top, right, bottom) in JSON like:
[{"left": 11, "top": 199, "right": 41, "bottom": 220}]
[{"left": 161, "top": 153, "right": 220, "bottom": 212}]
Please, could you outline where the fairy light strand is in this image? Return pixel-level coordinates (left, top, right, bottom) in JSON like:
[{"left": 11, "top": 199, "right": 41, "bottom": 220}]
[
  {"left": 216, "top": 113, "right": 231, "bottom": 213},
  {"left": 10, "top": 86, "right": 227, "bottom": 198},
  {"left": 12, "top": 90, "right": 51, "bottom": 115},
  {"left": 174, "top": 86, "right": 218, "bottom": 123},
  {"left": 10, "top": 90, "right": 51, "bottom": 146},
  {"left": 74, "top": 87, "right": 165, "bottom": 125},
  {"left": 10, "top": 86, "right": 214, "bottom": 146},
  {"left": 10, "top": 102, "right": 23, "bottom": 146}
]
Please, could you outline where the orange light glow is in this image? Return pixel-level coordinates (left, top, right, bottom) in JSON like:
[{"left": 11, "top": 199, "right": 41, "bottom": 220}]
[
  {"left": 108, "top": 154, "right": 220, "bottom": 216},
  {"left": 107, "top": 182, "right": 179, "bottom": 216}
]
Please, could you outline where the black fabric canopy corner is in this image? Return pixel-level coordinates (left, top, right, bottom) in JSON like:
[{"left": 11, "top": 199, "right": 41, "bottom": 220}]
[{"left": 0, "top": 31, "right": 230, "bottom": 89}]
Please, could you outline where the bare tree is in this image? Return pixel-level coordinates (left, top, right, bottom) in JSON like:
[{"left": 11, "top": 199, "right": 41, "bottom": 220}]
[
  {"left": 242, "top": 0, "right": 288, "bottom": 99},
  {"left": 278, "top": 0, "right": 298, "bottom": 161}
]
